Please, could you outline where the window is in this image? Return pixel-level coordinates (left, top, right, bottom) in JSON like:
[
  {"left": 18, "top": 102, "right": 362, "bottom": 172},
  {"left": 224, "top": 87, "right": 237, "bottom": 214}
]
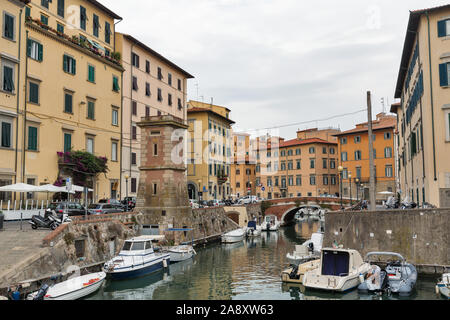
[
  {"left": 28, "top": 81, "right": 39, "bottom": 104},
  {"left": 287, "top": 149, "right": 293, "bottom": 156},
  {"left": 178, "top": 79, "right": 182, "bottom": 91},
  {"left": 323, "top": 159, "right": 327, "bottom": 169},
  {"left": 111, "top": 141, "right": 118, "bottom": 161},
  {"left": 153, "top": 143, "right": 158, "bottom": 156},
  {"left": 168, "top": 93, "right": 172, "bottom": 106},
  {"left": 330, "top": 147, "right": 335, "bottom": 154},
  {"left": 341, "top": 152, "right": 348, "bottom": 162},
  {"left": 354, "top": 136, "right": 361, "bottom": 143},
  {"left": 93, "top": 14, "right": 99, "bottom": 37},
  {"left": 323, "top": 147, "right": 327, "bottom": 154},
  {"left": 354, "top": 150, "right": 362, "bottom": 161},
  {"left": 86, "top": 136, "right": 94, "bottom": 154},
  {"left": 341, "top": 137, "right": 347, "bottom": 145},
  {"left": 105, "top": 21, "right": 111, "bottom": 44},
  {"left": 57, "top": 0, "right": 65, "bottom": 17},
  {"left": 27, "top": 39, "right": 43, "bottom": 61},
  {"left": 113, "top": 76, "right": 120, "bottom": 92},
  {"left": 288, "top": 176, "right": 294, "bottom": 186},
  {"left": 145, "top": 106, "right": 150, "bottom": 117},
  {"left": 296, "top": 160, "right": 301, "bottom": 170},
  {"left": 112, "top": 108, "right": 118, "bottom": 126},
  {"left": 373, "top": 149, "right": 377, "bottom": 159},
  {"left": 438, "top": 19, "right": 450, "bottom": 37},
  {"left": 63, "top": 133, "right": 71, "bottom": 152},
  {"left": 296, "top": 148, "right": 301, "bottom": 155},
  {"left": 384, "top": 132, "right": 391, "bottom": 140},
  {"left": 281, "top": 162, "right": 286, "bottom": 171},
  {"left": 132, "top": 101, "right": 137, "bottom": 115},
  {"left": 64, "top": 92, "right": 73, "bottom": 113},
  {"left": 439, "top": 62, "right": 450, "bottom": 87},
  {"left": 310, "top": 175, "right": 316, "bottom": 186},
  {"left": 342, "top": 168, "right": 348, "bottom": 180},
  {"left": 25, "top": 6, "right": 31, "bottom": 18},
  {"left": 168, "top": 73, "right": 172, "bottom": 86},
  {"left": 88, "top": 65, "right": 95, "bottom": 83},
  {"left": 288, "top": 161, "right": 293, "bottom": 170},
  {"left": 331, "top": 175, "right": 337, "bottom": 185},
  {"left": 146, "top": 60, "right": 150, "bottom": 73},
  {"left": 145, "top": 82, "right": 151, "bottom": 96},
  {"left": 63, "top": 55, "right": 76, "bottom": 75},
  {"left": 57, "top": 23, "right": 64, "bottom": 34},
  {"left": 2, "top": 63, "right": 15, "bottom": 93},
  {"left": 310, "top": 159, "right": 315, "bottom": 169},
  {"left": 132, "top": 76, "right": 138, "bottom": 91},
  {"left": 87, "top": 101, "right": 95, "bottom": 120},
  {"left": 40, "top": 14, "right": 48, "bottom": 26},
  {"left": 131, "top": 152, "right": 137, "bottom": 165},
  {"left": 356, "top": 167, "right": 362, "bottom": 178},
  {"left": 131, "top": 53, "right": 140, "bottom": 68},
  {"left": 323, "top": 175, "right": 329, "bottom": 185},
  {"left": 178, "top": 98, "right": 182, "bottom": 110},
  {"left": 330, "top": 159, "right": 336, "bottom": 169},
  {"left": 131, "top": 178, "right": 137, "bottom": 193},
  {"left": 158, "top": 67, "right": 163, "bottom": 80},
  {"left": 157, "top": 88, "right": 163, "bottom": 102},
  {"left": 309, "top": 147, "right": 315, "bottom": 154},
  {"left": 384, "top": 147, "right": 392, "bottom": 158},
  {"left": 385, "top": 165, "right": 393, "bottom": 178},
  {"left": 41, "top": 0, "right": 49, "bottom": 9},
  {"left": 1, "top": 121, "right": 12, "bottom": 148},
  {"left": 296, "top": 176, "right": 302, "bottom": 186}
]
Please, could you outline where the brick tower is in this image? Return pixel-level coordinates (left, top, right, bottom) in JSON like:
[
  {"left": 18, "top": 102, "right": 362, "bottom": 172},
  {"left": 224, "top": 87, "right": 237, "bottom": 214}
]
[{"left": 135, "top": 115, "right": 191, "bottom": 237}]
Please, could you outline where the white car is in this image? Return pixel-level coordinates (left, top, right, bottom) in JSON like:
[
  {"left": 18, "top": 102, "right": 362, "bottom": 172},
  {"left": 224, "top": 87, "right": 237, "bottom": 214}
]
[
  {"left": 189, "top": 200, "right": 199, "bottom": 209},
  {"left": 237, "top": 196, "right": 258, "bottom": 205}
]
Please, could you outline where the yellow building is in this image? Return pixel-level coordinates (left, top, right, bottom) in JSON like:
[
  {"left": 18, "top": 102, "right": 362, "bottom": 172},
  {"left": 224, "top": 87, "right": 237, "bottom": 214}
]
[
  {"left": 392, "top": 5, "right": 450, "bottom": 207},
  {"left": 115, "top": 33, "right": 194, "bottom": 200},
  {"left": 0, "top": 0, "right": 124, "bottom": 204},
  {"left": 186, "top": 100, "right": 235, "bottom": 201},
  {"left": 0, "top": 0, "right": 30, "bottom": 202},
  {"left": 230, "top": 132, "right": 256, "bottom": 198}
]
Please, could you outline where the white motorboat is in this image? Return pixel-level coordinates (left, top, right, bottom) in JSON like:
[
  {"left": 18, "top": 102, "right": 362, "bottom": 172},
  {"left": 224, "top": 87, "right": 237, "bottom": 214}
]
[
  {"left": 261, "top": 215, "right": 280, "bottom": 231},
  {"left": 287, "top": 232, "right": 324, "bottom": 265},
  {"left": 298, "top": 205, "right": 326, "bottom": 217},
  {"left": 246, "top": 221, "right": 261, "bottom": 238},
  {"left": 281, "top": 259, "right": 321, "bottom": 284},
  {"left": 436, "top": 273, "right": 450, "bottom": 299},
  {"left": 103, "top": 235, "right": 170, "bottom": 280},
  {"left": 222, "top": 228, "right": 246, "bottom": 243},
  {"left": 302, "top": 248, "right": 371, "bottom": 292},
  {"left": 168, "top": 245, "right": 196, "bottom": 263},
  {"left": 27, "top": 272, "right": 106, "bottom": 300}
]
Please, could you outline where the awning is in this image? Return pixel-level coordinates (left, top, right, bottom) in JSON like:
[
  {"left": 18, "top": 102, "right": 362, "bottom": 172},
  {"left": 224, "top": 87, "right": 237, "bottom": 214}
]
[{"left": 88, "top": 39, "right": 105, "bottom": 51}]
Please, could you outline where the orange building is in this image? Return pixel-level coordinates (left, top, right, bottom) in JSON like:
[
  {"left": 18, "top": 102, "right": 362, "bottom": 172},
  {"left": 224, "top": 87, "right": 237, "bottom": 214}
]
[
  {"left": 334, "top": 113, "right": 397, "bottom": 202},
  {"left": 230, "top": 132, "right": 256, "bottom": 198}
]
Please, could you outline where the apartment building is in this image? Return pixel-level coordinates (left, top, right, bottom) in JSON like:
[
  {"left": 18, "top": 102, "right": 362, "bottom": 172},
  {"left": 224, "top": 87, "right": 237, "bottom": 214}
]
[
  {"left": 255, "top": 128, "right": 340, "bottom": 199},
  {"left": 391, "top": 5, "right": 450, "bottom": 207},
  {"left": 334, "top": 113, "right": 397, "bottom": 202},
  {"left": 0, "top": 0, "right": 30, "bottom": 202},
  {"left": 115, "top": 33, "right": 194, "bottom": 200},
  {"left": 186, "top": 100, "right": 235, "bottom": 201},
  {"left": 230, "top": 132, "right": 256, "bottom": 198},
  {"left": 0, "top": 0, "right": 124, "bottom": 203}
]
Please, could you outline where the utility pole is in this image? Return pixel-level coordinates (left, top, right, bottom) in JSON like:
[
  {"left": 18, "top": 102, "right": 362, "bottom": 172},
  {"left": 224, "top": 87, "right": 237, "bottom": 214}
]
[{"left": 367, "top": 91, "right": 376, "bottom": 211}]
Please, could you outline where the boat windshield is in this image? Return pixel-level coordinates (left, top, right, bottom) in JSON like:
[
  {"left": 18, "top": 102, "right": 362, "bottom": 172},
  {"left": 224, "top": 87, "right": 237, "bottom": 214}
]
[
  {"left": 321, "top": 251, "right": 350, "bottom": 277},
  {"left": 131, "top": 242, "right": 145, "bottom": 251},
  {"left": 122, "top": 241, "right": 133, "bottom": 251}
]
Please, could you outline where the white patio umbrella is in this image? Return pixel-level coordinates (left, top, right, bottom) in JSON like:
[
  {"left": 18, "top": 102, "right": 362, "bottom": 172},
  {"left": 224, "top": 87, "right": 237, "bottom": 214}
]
[
  {"left": 378, "top": 191, "right": 394, "bottom": 195},
  {"left": 0, "top": 183, "right": 40, "bottom": 193},
  {"left": 72, "top": 185, "right": 93, "bottom": 192},
  {"left": 36, "top": 184, "right": 75, "bottom": 194}
]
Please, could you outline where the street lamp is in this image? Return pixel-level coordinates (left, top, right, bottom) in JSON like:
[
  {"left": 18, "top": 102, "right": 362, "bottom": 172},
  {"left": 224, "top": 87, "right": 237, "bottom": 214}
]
[
  {"left": 349, "top": 173, "right": 352, "bottom": 206},
  {"left": 124, "top": 174, "right": 129, "bottom": 212},
  {"left": 338, "top": 166, "right": 344, "bottom": 210},
  {"left": 198, "top": 179, "right": 202, "bottom": 202},
  {"left": 355, "top": 178, "right": 360, "bottom": 202}
]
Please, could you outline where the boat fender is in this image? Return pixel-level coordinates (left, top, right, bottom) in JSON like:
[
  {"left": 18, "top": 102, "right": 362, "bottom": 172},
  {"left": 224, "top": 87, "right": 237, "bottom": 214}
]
[
  {"left": 435, "top": 285, "right": 439, "bottom": 295},
  {"left": 359, "top": 273, "right": 365, "bottom": 284},
  {"left": 192, "top": 249, "right": 197, "bottom": 255},
  {"left": 163, "top": 259, "right": 168, "bottom": 268}
]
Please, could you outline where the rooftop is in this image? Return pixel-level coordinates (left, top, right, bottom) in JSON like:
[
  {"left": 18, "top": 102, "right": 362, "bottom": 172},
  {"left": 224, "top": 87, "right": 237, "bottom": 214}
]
[
  {"left": 187, "top": 107, "right": 235, "bottom": 125},
  {"left": 86, "top": 0, "right": 122, "bottom": 20},
  {"left": 333, "top": 113, "right": 396, "bottom": 137}
]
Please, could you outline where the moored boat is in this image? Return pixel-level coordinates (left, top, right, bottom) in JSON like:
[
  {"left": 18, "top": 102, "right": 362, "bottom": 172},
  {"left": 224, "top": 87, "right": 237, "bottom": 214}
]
[
  {"left": 27, "top": 272, "right": 106, "bottom": 300},
  {"left": 436, "top": 273, "right": 450, "bottom": 299},
  {"left": 286, "top": 232, "right": 323, "bottom": 265},
  {"left": 246, "top": 221, "right": 261, "bottom": 238},
  {"left": 222, "top": 228, "right": 246, "bottom": 243},
  {"left": 103, "top": 235, "right": 170, "bottom": 280},
  {"left": 261, "top": 215, "right": 280, "bottom": 231},
  {"left": 302, "top": 248, "right": 371, "bottom": 292},
  {"left": 168, "top": 245, "right": 196, "bottom": 263},
  {"left": 281, "top": 259, "right": 320, "bottom": 284}
]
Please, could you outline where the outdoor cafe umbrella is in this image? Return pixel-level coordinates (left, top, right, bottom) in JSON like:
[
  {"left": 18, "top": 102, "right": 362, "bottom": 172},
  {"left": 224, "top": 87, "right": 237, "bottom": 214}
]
[{"left": 0, "top": 183, "right": 40, "bottom": 193}]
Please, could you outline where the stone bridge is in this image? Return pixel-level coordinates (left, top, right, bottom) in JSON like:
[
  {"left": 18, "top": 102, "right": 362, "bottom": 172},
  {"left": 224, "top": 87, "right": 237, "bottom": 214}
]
[{"left": 263, "top": 197, "right": 352, "bottom": 226}]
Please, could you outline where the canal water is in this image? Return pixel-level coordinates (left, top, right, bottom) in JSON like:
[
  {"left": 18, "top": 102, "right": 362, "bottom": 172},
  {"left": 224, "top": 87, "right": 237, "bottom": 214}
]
[{"left": 87, "top": 218, "right": 442, "bottom": 300}]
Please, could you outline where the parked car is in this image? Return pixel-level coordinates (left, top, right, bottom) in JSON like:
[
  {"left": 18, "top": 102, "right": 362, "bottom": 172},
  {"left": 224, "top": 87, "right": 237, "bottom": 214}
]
[
  {"left": 88, "top": 203, "right": 124, "bottom": 215},
  {"left": 189, "top": 199, "right": 200, "bottom": 209},
  {"left": 237, "top": 196, "right": 258, "bottom": 205},
  {"left": 121, "top": 197, "right": 136, "bottom": 211},
  {"left": 48, "top": 202, "right": 86, "bottom": 217},
  {"left": 99, "top": 199, "right": 125, "bottom": 210}
]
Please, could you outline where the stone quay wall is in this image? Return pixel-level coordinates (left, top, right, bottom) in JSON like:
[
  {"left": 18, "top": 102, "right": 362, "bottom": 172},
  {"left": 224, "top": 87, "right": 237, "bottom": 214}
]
[{"left": 324, "top": 208, "right": 450, "bottom": 274}]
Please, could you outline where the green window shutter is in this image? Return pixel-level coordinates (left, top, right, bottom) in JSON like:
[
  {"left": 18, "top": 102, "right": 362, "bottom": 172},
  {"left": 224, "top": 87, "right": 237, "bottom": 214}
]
[
  {"left": 80, "top": 6, "right": 86, "bottom": 30},
  {"left": 113, "top": 76, "right": 120, "bottom": 91},
  {"left": 57, "top": 0, "right": 65, "bottom": 17},
  {"left": 3, "top": 66, "right": 14, "bottom": 92},
  {"left": 439, "top": 63, "right": 449, "bottom": 86},
  {"left": 25, "top": 6, "right": 31, "bottom": 18},
  {"left": 57, "top": 23, "right": 64, "bottom": 34},
  {"left": 88, "top": 65, "right": 95, "bottom": 82},
  {"left": 29, "top": 82, "right": 39, "bottom": 103},
  {"left": 27, "top": 39, "right": 32, "bottom": 58},
  {"left": 1, "top": 122, "right": 11, "bottom": 148},
  {"left": 438, "top": 20, "right": 447, "bottom": 37},
  {"left": 28, "top": 126, "right": 38, "bottom": 151},
  {"left": 38, "top": 43, "right": 43, "bottom": 62},
  {"left": 63, "top": 55, "right": 68, "bottom": 72},
  {"left": 64, "top": 133, "right": 71, "bottom": 152},
  {"left": 4, "top": 14, "right": 14, "bottom": 40},
  {"left": 87, "top": 101, "right": 95, "bottom": 119},
  {"left": 65, "top": 93, "right": 72, "bottom": 113},
  {"left": 72, "top": 58, "right": 76, "bottom": 74}
]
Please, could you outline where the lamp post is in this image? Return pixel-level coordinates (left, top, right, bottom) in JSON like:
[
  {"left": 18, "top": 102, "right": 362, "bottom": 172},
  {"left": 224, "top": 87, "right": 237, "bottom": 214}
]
[
  {"left": 124, "top": 174, "right": 129, "bottom": 212},
  {"left": 355, "top": 178, "right": 360, "bottom": 202},
  {"left": 198, "top": 179, "right": 202, "bottom": 202},
  {"left": 338, "top": 166, "right": 344, "bottom": 210},
  {"left": 349, "top": 173, "right": 352, "bottom": 206}
]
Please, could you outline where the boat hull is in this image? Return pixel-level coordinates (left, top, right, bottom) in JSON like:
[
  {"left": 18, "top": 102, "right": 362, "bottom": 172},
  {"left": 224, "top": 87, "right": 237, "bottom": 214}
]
[
  {"left": 303, "top": 274, "right": 365, "bottom": 292},
  {"left": 221, "top": 234, "right": 245, "bottom": 243},
  {"left": 169, "top": 250, "right": 194, "bottom": 263},
  {"left": 106, "top": 255, "right": 170, "bottom": 280},
  {"left": 45, "top": 278, "right": 105, "bottom": 300}
]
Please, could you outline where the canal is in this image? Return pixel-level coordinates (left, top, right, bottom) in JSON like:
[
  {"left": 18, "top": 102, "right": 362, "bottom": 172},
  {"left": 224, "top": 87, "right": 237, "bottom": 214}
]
[{"left": 87, "top": 218, "right": 443, "bottom": 300}]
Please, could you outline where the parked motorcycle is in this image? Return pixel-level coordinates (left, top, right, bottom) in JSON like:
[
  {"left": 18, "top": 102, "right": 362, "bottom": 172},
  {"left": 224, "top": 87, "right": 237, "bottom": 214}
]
[
  {"left": 400, "top": 198, "right": 417, "bottom": 210},
  {"left": 385, "top": 196, "right": 400, "bottom": 209},
  {"left": 29, "top": 209, "right": 71, "bottom": 230}
]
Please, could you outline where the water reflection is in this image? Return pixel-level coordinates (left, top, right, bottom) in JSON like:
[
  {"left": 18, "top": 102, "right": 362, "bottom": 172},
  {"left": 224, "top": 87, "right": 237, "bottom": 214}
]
[{"left": 87, "top": 218, "right": 440, "bottom": 301}]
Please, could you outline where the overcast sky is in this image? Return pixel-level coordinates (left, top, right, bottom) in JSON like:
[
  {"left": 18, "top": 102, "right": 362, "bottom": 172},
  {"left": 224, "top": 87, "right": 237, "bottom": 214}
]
[{"left": 103, "top": 0, "right": 448, "bottom": 140}]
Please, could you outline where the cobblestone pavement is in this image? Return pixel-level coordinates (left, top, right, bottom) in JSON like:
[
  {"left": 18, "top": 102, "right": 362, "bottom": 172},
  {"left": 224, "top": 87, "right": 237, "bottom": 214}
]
[{"left": 0, "top": 222, "right": 50, "bottom": 284}]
